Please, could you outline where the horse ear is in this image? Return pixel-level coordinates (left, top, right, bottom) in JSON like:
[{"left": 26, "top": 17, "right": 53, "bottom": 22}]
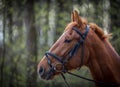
[{"left": 73, "top": 10, "right": 83, "bottom": 26}]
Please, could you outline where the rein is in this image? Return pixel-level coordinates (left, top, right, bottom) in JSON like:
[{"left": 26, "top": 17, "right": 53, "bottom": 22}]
[{"left": 45, "top": 26, "right": 120, "bottom": 87}]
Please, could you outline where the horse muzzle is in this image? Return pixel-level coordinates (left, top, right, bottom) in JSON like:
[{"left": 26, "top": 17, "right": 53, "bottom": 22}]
[{"left": 38, "top": 66, "right": 54, "bottom": 80}]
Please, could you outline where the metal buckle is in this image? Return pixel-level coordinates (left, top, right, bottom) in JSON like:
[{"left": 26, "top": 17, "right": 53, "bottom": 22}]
[{"left": 54, "top": 63, "right": 64, "bottom": 72}]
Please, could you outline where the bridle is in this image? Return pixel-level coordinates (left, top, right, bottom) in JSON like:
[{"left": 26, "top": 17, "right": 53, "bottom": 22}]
[
  {"left": 45, "top": 25, "right": 89, "bottom": 79},
  {"left": 44, "top": 25, "right": 120, "bottom": 87}
]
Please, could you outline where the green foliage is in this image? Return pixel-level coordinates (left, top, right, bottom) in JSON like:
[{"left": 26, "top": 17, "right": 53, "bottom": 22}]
[
  {"left": 109, "top": 0, "right": 120, "bottom": 54},
  {"left": 0, "top": 0, "right": 120, "bottom": 87},
  {"left": 111, "top": 27, "right": 120, "bottom": 54}
]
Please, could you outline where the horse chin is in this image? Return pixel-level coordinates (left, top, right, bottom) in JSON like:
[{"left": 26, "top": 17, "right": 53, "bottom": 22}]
[
  {"left": 39, "top": 75, "right": 53, "bottom": 80},
  {"left": 47, "top": 76, "right": 54, "bottom": 80},
  {"left": 45, "top": 73, "right": 61, "bottom": 80},
  {"left": 42, "top": 73, "right": 55, "bottom": 80},
  {"left": 39, "top": 70, "right": 61, "bottom": 80}
]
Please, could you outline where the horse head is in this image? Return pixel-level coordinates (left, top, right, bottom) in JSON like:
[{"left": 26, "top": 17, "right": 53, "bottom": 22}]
[{"left": 37, "top": 10, "right": 91, "bottom": 80}]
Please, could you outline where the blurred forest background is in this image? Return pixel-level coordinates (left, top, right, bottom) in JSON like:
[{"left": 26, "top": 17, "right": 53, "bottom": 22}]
[{"left": 0, "top": 0, "right": 120, "bottom": 87}]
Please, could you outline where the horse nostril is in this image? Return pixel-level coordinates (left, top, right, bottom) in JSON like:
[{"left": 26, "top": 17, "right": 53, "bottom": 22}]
[{"left": 39, "top": 66, "right": 44, "bottom": 76}]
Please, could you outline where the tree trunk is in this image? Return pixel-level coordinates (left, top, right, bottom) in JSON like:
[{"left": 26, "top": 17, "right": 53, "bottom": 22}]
[
  {"left": 39, "top": 0, "right": 49, "bottom": 45},
  {"left": 102, "top": 0, "right": 110, "bottom": 34},
  {"left": 7, "top": 0, "right": 13, "bottom": 44},
  {"left": 6, "top": 1, "right": 14, "bottom": 87},
  {"left": 0, "top": 0, "right": 6, "bottom": 87},
  {"left": 47, "top": 0, "right": 56, "bottom": 46},
  {"left": 24, "top": 0, "right": 38, "bottom": 87}
]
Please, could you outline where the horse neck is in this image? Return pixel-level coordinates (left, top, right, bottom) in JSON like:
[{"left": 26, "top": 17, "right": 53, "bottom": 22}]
[{"left": 86, "top": 36, "right": 120, "bottom": 86}]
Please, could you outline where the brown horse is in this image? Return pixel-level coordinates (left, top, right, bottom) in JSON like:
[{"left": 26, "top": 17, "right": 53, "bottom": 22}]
[{"left": 37, "top": 11, "right": 120, "bottom": 87}]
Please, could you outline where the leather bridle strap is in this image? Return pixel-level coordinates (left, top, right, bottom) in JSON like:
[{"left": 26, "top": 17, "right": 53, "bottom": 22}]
[
  {"left": 72, "top": 26, "right": 89, "bottom": 40},
  {"left": 70, "top": 25, "right": 89, "bottom": 66},
  {"left": 45, "top": 51, "right": 64, "bottom": 64},
  {"left": 61, "top": 73, "right": 70, "bottom": 87},
  {"left": 61, "top": 26, "right": 89, "bottom": 74},
  {"left": 67, "top": 71, "right": 120, "bottom": 86}
]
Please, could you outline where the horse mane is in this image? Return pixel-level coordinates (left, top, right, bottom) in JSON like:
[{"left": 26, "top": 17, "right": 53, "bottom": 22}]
[{"left": 89, "top": 23, "right": 111, "bottom": 40}]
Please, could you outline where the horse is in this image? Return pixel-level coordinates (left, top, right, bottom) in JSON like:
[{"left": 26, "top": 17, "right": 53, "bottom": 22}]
[{"left": 37, "top": 10, "right": 120, "bottom": 87}]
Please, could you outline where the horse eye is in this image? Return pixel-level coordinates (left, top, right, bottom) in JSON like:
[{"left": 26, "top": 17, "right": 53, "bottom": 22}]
[{"left": 64, "top": 39, "right": 72, "bottom": 43}]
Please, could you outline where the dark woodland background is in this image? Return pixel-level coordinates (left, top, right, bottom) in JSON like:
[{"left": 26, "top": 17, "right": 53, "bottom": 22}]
[{"left": 0, "top": 0, "right": 120, "bottom": 87}]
